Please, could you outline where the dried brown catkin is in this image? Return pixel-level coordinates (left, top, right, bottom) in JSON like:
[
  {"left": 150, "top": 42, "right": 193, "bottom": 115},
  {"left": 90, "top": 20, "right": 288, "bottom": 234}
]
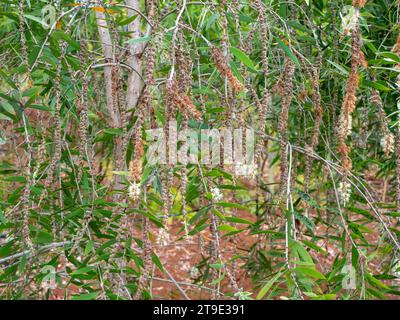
[
  {"left": 278, "top": 58, "right": 295, "bottom": 201},
  {"left": 210, "top": 46, "right": 243, "bottom": 93}
]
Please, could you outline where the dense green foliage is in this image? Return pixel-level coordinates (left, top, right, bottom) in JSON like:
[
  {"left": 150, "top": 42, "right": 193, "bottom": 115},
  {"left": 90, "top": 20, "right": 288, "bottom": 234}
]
[{"left": 0, "top": 0, "right": 399, "bottom": 300}]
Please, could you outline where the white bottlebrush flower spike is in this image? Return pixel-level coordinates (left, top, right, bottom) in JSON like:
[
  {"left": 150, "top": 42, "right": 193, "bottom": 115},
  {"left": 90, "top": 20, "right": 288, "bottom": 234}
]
[
  {"left": 128, "top": 182, "right": 141, "bottom": 200},
  {"left": 346, "top": 114, "right": 353, "bottom": 136},
  {"left": 381, "top": 133, "right": 395, "bottom": 155},
  {"left": 157, "top": 228, "right": 170, "bottom": 246},
  {"left": 340, "top": 6, "right": 359, "bottom": 35},
  {"left": 211, "top": 187, "right": 223, "bottom": 201},
  {"left": 189, "top": 266, "right": 200, "bottom": 279},
  {"left": 338, "top": 180, "right": 352, "bottom": 206}
]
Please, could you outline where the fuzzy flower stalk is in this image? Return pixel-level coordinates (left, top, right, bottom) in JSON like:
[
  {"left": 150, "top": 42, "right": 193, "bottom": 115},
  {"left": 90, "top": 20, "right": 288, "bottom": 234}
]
[
  {"left": 336, "top": 3, "right": 364, "bottom": 204},
  {"left": 210, "top": 45, "right": 244, "bottom": 93},
  {"left": 278, "top": 58, "right": 295, "bottom": 202},
  {"left": 370, "top": 89, "right": 395, "bottom": 155},
  {"left": 393, "top": 34, "right": 400, "bottom": 208}
]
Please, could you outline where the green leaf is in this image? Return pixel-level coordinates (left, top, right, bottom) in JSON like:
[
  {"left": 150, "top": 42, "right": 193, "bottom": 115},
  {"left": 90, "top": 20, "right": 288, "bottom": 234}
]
[
  {"left": 84, "top": 240, "right": 94, "bottom": 255},
  {"left": 214, "top": 202, "right": 247, "bottom": 211},
  {"left": 3, "top": 176, "right": 26, "bottom": 183},
  {"left": 294, "top": 211, "right": 315, "bottom": 231},
  {"left": 301, "top": 240, "right": 327, "bottom": 255},
  {"left": 72, "top": 292, "right": 98, "bottom": 300},
  {"left": 71, "top": 266, "right": 95, "bottom": 275},
  {"left": 103, "top": 128, "right": 124, "bottom": 135},
  {"left": 0, "top": 70, "right": 17, "bottom": 90},
  {"left": 294, "top": 267, "right": 326, "bottom": 280},
  {"left": 366, "top": 273, "right": 390, "bottom": 290},
  {"left": 327, "top": 60, "right": 349, "bottom": 75},
  {"left": 125, "top": 36, "right": 151, "bottom": 45},
  {"left": 210, "top": 263, "right": 224, "bottom": 269},
  {"left": 225, "top": 216, "right": 253, "bottom": 225},
  {"left": 290, "top": 240, "right": 314, "bottom": 265},
  {"left": 218, "top": 224, "right": 238, "bottom": 233},
  {"left": 24, "top": 14, "right": 48, "bottom": 28},
  {"left": 119, "top": 14, "right": 138, "bottom": 26},
  {"left": 313, "top": 294, "right": 336, "bottom": 300},
  {"left": 379, "top": 52, "right": 400, "bottom": 64},
  {"left": 275, "top": 37, "right": 300, "bottom": 66},
  {"left": 152, "top": 253, "right": 164, "bottom": 272},
  {"left": 229, "top": 47, "right": 257, "bottom": 71},
  {"left": 362, "top": 80, "right": 391, "bottom": 92},
  {"left": 256, "top": 270, "right": 283, "bottom": 300}
]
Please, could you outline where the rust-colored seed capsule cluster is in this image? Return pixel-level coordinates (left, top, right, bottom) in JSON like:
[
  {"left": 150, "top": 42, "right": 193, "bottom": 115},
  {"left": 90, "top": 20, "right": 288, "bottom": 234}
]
[
  {"left": 352, "top": 0, "right": 367, "bottom": 8},
  {"left": 166, "top": 80, "right": 202, "bottom": 120},
  {"left": 210, "top": 46, "right": 244, "bottom": 92},
  {"left": 337, "top": 10, "right": 363, "bottom": 175},
  {"left": 394, "top": 34, "right": 400, "bottom": 208},
  {"left": 278, "top": 58, "right": 295, "bottom": 200}
]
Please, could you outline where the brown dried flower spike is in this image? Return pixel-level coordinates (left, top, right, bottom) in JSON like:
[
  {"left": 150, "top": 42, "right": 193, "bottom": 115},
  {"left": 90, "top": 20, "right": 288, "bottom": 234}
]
[
  {"left": 352, "top": 0, "right": 367, "bottom": 8},
  {"left": 166, "top": 80, "right": 202, "bottom": 120},
  {"left": 210, "top": 46, "right": 244, "bottom": 92},
  {"left": 392, "top": 34, "right": 400, "bottom": 56}
]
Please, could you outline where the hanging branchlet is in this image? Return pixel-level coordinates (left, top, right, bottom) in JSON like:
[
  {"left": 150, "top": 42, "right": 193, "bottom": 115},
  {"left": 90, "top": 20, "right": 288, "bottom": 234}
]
[
  {"left": 337, "top": 19, "right": 362, "bottom": 176},
  {"left": 393, "top": 34, "right": 400, "bottom": 208},
  {"left": 43, "top": 13, "right": 70, "bottom": 199},
  {"left": 18, "top": 0, "right": 31, "bottom": 85},
  {"left": 33, "top": 133, "right": 47, "bottom": 180},
  {"left": 134, "top": 215, "right": 152, "bottom": 300},
  {"left": 144, "top": 29, "right": 160, "bottom": 86},
  {"left": 254, "top": 0, "right": 271, "bottom": 171},
  {"left": 303, "top": 62, "right": 323, "bottom": 215},
  {"left": 21, "top": 175, "right": 33, "bottom": 250},
  {"left": 370, "top": 89, "right": 394, "bottom": 155},
  {"left": 18, "top": 0, "right": 34, "bottom": 250},
  {"left": 76, "top": 42, "right": 93, "bottom": 179},
  {"left": 21, "top": 118, "right": 34, "bottom": 251},
  {"left": 337, "top": 70, "right": 359, "bottom": 173},
  {"left": 243, "top": 26, "right": 255, "bottom": 56},
  {"left": 175, "top": 37, "right": 193, "bottom": 94},
  {"left": 128, "top": 111, "right": 144, "bottom": 203},
  {"left": 129, "top": 136, "right": 144, "bottom": 184},
  {"left": 180, "top": 115, "right": 189, "bottom": 235},
  {"left": 250, "top": 88, "right": 268, "bottom": 164},
  {"left": 278, "top": 58, "right": 295, "bottom": 201},
  {"left": 329, "top": 1, "right": 340, "bottom": 129},
  {"left": 208, "top": 194, "right": 221, "bottom": 299},
  {"left": 255, "top": 0, "right": 269, "bottom": 81},
  {"left": 210, "top": 46, "right": 244, "bottom": 93},
  {"left": 158, "top": 165, "right": 172, "bottom": 246},
  {"left": 310, "top": 65, "right": 323, "bottom": 149},
  {"left": 219, "top": 0, "right": 230, "bottom": 54},
  {"left": 335, "top": 3, "right": 364, "bottom": 208},
  {"left": 225, "top": 261, "right": 240, "bottom": 297},
  {"left": 131, "top": 35, "right": 155, "bottom": 296},
  {"left": 161, "top": 79, "right": 173, "bottom": 237},
  {"left": 231, "top": 0, "right": 244, "bottom": 50}
]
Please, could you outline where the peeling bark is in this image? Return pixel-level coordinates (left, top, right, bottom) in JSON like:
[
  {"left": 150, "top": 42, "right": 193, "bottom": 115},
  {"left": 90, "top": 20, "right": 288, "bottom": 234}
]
[
  {"left": 95, "top": 10, "right": 120, "bottom": 129},
  {"left": 126, "top": 0, "right": 144, "bottom": 113}
]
